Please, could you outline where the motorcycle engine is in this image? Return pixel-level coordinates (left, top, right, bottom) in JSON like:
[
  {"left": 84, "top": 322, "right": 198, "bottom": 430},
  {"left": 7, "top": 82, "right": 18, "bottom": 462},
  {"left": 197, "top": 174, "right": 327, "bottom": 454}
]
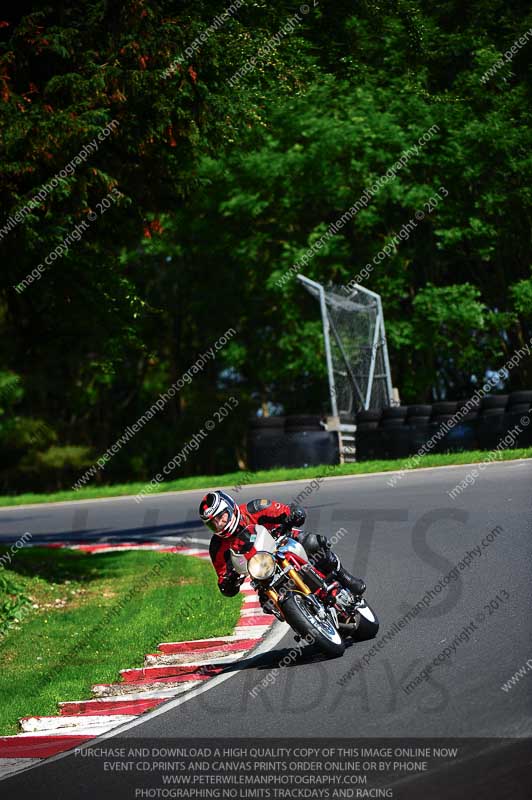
[{"left": 335, "top": 587, "right": 355, "bottom": 611}]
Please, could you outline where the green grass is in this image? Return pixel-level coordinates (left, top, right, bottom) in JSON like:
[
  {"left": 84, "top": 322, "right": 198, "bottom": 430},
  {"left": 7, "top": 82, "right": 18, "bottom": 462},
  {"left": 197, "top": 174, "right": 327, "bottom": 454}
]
[
  {"left": 0, "top": 546, "right": 241, "bottom": 735},
  {"left": 0, "top": 446, "right": 531, "bottom": 507}
]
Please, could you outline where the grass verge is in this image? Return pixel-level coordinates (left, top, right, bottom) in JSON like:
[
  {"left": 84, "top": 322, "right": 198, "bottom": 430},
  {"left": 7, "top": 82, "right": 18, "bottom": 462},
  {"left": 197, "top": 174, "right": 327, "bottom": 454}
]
[
  {"left": 0, "top": 447, "right": 531, "bottom": 508},
  {"left": 0, "top": 546, "right": 241, "bottom": 735}
]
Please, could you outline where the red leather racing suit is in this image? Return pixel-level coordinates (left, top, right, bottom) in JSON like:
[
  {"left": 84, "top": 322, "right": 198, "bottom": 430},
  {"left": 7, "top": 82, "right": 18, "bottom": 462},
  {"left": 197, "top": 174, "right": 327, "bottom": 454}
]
[{"left": 209, "top": 498, "right": 293, "bottom": 595}]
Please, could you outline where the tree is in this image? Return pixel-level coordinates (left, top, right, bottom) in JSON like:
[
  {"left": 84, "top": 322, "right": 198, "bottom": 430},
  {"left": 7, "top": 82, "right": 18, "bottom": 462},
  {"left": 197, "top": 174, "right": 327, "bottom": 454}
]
[{"left": 1, "top": 0, "right": 532, "bottom": 490}]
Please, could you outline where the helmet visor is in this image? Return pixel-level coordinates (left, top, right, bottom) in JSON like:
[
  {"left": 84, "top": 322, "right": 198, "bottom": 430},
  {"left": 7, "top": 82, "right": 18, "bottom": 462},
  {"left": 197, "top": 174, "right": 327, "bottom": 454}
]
[{"left": 206, "top": 510, "right": 230, "bottom": 534}]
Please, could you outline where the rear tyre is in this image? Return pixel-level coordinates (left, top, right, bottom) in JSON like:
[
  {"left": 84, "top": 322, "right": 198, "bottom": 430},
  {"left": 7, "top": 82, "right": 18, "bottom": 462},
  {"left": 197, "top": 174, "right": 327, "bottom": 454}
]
[
  {"left": 432, "top": 401, "right": 458, "bottom": 415},
  {"left": 509, "top": 391, "right": 532, "bottom": 405},
  {"left": 357, "top": 421, "right": 380, "bottom": 430},
  {"left": 285, "top": 414, "right": 323, "bottom": 430},
  {"left": 507, "top": 403, "right": 531, "bottom": 414},
  {"left": 249, "top": 416, "right": 285, "bottom": 428},
  {"left": 382, "top": 406, "right": 408, "bottom": 419},
  {"left": 407, "top": 404, "right": 433, "bottom": 417},
  {"left": 281, "top": 593, "right": 345, "bottom": 657},
  {"left": 350, "top": 599, "right": 379, "bottom": 642},
  {"left": 481, "top": 395, "right": 509, "bottom": 410},
  {"left": 356, "top": 409, "right": 382, "bottom": 423}
]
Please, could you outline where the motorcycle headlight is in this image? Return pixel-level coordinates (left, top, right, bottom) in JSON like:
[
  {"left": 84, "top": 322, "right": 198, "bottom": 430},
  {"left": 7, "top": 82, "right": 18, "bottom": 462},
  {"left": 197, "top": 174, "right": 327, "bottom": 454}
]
[{"left": 248, "top": 552, "right": 276, "bottom": 581}]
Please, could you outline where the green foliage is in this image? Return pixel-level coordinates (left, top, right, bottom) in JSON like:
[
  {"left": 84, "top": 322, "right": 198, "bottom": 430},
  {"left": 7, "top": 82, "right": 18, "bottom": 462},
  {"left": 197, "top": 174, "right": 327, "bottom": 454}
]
[
  {"left": 0, "top": 371, "right": 22, "bottom": 410},
  {"left": 32, "top": 445, "right": 93, "bottom": 470},
  {"left": 10, "top": 445, "right": 94, "bottom": 493},
  {"left": 511, "top": 276, "right": 532, "bottom": 319},
  {"left": 0, "top": 568, "right": 31, "bottom": 632},
  {"left": 0, "top": 0, "right": 531, "bottom": 490},
  {"left": 0, "top": 547, "right": 241, "bottom": 734}
]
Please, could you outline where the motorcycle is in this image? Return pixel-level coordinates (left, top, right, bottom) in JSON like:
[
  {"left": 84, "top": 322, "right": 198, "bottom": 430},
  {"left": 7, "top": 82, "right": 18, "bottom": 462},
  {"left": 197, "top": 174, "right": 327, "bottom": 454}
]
[{"left": 230, "top": 524, "right": 379, "bottom": 657}]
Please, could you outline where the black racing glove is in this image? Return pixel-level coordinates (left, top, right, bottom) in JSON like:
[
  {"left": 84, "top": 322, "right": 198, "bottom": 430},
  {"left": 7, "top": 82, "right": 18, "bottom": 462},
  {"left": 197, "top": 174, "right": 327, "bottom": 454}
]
[
  {"left": 286, "top": 505, "right": 306, "bottom": 529},
  {"left": 219, "top": 572, "right": 245, "bottom": 597}
]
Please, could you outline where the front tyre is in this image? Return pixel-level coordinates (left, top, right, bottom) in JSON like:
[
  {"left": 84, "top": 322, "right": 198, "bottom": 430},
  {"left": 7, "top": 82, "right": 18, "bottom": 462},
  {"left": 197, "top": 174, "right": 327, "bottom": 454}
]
[{"left": 281, "top": 593, "right": 345, "bottom": 657}]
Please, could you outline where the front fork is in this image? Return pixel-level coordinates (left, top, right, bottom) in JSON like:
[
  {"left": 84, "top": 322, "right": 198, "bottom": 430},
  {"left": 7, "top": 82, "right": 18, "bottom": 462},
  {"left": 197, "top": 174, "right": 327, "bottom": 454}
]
[{"left": 263, "top": 558, "right": 312, "bottom": 617}]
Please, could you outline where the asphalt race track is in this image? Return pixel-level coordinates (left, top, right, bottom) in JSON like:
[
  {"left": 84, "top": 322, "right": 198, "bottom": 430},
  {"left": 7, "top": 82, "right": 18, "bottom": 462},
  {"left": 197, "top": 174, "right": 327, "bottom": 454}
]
[{"left": 1, "top": 459, "right": 531, "bottom": 798}]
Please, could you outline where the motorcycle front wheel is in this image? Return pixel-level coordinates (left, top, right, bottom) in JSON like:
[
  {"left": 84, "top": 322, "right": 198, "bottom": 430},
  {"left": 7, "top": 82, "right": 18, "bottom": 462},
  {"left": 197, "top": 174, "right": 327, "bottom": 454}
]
[{"left": 281, "top": 592, "right": 345, "bottom": 657}]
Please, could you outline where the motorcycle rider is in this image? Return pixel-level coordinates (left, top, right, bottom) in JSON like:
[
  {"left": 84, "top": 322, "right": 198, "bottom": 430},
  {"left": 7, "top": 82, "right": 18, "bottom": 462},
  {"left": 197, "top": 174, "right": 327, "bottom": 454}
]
[{"left": 199, "top": 489, "right": 366, "bottom": 612}]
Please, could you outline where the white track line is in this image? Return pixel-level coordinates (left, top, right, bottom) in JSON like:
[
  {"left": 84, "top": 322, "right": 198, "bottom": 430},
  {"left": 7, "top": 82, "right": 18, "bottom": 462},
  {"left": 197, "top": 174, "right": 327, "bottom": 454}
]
[
  {"left": 2, "top": 457, "right": 531, "bottom": 511},
  {"left": 0, "top": 759, "right": 41, "bottom": 779}
]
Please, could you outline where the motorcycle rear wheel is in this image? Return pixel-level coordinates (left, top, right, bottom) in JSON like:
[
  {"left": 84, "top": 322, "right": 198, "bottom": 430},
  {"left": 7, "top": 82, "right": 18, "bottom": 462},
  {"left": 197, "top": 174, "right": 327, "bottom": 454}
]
[
  {"left": 281, "top": 592, "right": 345, "bottom": 657},
  {"left": 349, "top": 599, "right": 379, "bottom": 642}
]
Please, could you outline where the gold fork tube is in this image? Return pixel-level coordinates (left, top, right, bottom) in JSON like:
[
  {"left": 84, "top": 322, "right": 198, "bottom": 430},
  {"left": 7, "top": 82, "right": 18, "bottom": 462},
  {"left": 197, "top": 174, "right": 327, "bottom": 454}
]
[{"left": 281, "top": 558, "right": 312, "bottom": 594}]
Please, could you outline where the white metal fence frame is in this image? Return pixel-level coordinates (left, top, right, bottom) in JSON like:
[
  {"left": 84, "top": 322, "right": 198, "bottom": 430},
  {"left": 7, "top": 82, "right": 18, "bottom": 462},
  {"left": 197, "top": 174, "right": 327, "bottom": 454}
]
[{"left": 297, "top": 275, "right": 393, "bottom": 417}]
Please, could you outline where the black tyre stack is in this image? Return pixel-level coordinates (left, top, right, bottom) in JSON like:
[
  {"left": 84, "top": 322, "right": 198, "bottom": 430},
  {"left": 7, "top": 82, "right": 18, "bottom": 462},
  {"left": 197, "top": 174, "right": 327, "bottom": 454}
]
[
  {"left": 406, "top": 405, "right": 432, "bottom": 426},
  {"left": 247, "top": 417, "right": 286, "bottom": 471},
  {"left": 247, "top": 415, "right": 339, "bottom": 470},
  {"left": 355, "top": 409, "right": 383, "bottom": 460},
  {"left": 380, "top": 406, "right": 408, "bottom": 427},
  {"left": 356, "top": 409, "right": 382, "bottom": 431},
  {"left": 429, "top": 400, "right": 480, "bottom": 453},
  {"left": 502, "top": 391, "right": 532, "bottom": 448},
  {"left": 379, "top": 406, "right": 410, "bottom": 459},
  {"left": 476, "top": 395, "right": 509, "bottom": 450},
  {"left": 285, "top": 414, "right": 323, "bottom": 433},
  {"left": 406, "top": 405, "right": 433, "bottom": 453},
  {"left": 248, "top": 390, "right": 532, "bottom": 469},
  {"left": 284, "top": 414, "right": 339, "bottom": 468},
  {"left": 506, "top": 390, "right": 532, "bottom": 415},
  {"left": 354, "top": 390, "right": 532, "bottom": 462}
]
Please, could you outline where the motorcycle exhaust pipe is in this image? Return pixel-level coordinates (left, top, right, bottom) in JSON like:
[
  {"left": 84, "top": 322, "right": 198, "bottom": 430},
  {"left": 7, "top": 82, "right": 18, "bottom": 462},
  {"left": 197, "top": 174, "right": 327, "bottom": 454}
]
[{"left": 338, "top": 621, "right": 358, "bottom": 636}]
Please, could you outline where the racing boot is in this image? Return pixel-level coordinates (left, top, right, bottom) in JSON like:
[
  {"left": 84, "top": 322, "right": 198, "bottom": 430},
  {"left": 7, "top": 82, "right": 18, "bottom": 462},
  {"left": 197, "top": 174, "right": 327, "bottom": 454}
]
[
  {"left": 333, "top": 563, "right": 366, "bottom": 599},
  {"left": 304, "top": 535, "right": 366, "bottom": 600}
]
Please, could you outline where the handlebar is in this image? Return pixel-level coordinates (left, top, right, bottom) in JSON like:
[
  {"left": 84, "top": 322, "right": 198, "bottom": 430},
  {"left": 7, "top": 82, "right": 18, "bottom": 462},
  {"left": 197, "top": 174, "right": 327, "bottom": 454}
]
[{"left": 271, "top": 522, "right": 291, "bottom": 539}]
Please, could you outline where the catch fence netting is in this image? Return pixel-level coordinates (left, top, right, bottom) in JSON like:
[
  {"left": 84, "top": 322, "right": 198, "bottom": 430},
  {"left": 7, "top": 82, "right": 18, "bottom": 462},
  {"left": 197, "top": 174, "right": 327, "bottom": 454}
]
[{"left": 300, "top": 279, "right": 392, "bottom": 418}]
